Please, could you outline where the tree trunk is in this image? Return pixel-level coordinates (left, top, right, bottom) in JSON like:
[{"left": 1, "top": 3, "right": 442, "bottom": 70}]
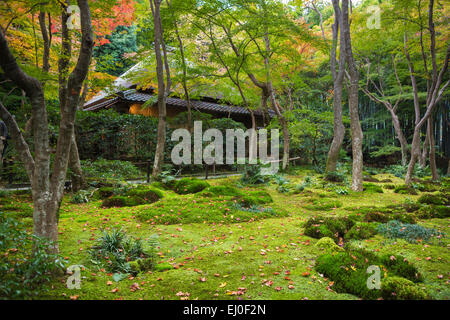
[
  {"left": 405, "top": 129, "right": 421, "bottom": 185},
  {"left": 419, "top": 128, "right": 429, "bottom": 167},
  {"left": 69, "top": 135, "right": 85, "bottom": 192},
  {"left": 151, "top": 0, "right": 168, "bottom": 178},
  {"left": 390, "top": 110, "right": 409, "bottom": 166},
  {"left": 326, "top": 0, "right": 346, "bottom": 173},
  {"left": 342, "top": 0, "right": 363, "bottom": 191},
  {"left": 428, "top": 115, "right": 439, "bottom": 181}
]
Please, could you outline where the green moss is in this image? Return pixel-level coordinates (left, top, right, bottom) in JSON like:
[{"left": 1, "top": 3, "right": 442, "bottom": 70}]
[
  {"left": 173, "top": 178, "right": 210, "bottom": 195},
  {"left": 394, "top": 185, "right": 418, "bottom": 195},
  {"left": 315, "top": 237, "right": 344, "bottom": 253},
  {"left": 101, "top": 196, "right": 145, "bottom": 208},
  {"left": 126, "top": 187, "right": 164, "bottom": 203},
  {"left": 417, "top": 193, "right": 448, "bottom": 206},
  {"left": 198, "top": 185, "right": 243, "bottom": 197},
  {"left": 129, "top": 258, "right": 155, "bottom": 275},
  {"left": 304, "top": 216, "right": 354, "bottom": 242},
  {"left": 416, "top": 205, "right": 450, "bottom": 219},
  {"left": 344, "top": 222, "right": 378, "bottom": 241},
  {"left": 363, "top": 183, "right": 383, "bottom": 193},
  {"left": 305, "top": 198, "right": 343, "bottom": 211},
  {"left": 93, "top": 187, "right": 115, "bottom": 200},
  {"left": 381, "top": 277, "right": 428, "bottom": 300}
]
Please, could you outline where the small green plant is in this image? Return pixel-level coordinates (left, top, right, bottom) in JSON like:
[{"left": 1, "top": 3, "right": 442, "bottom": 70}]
[
  {"left": 89, "top": 229, "right": 157, "bottom": 275},
  {"left": 70, "top": 190, "right": 91, "bottom": 204},
  {"left": 0, "top": 214, "right": 66, "bottom": 299},
  {"left": 241, "top": 163, "right": 270, "bottom": 185}
]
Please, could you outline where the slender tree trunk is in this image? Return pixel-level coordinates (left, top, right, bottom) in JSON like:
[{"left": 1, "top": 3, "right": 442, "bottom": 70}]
[
  {"left": 405, "top": 129, "right": 421, "bottom": 184},
  {"left": 326, "top": 0, "right": 346, "bottom": 172},
  {"left": 428, "top": 115, "right": 439, "bottom": 181},
  {"left": 419, "top": 128, "right": 429, "bottom": 167},
  {"left": 342, "top": 0, "right": 363, "bottom": 191},
  {"left": 69, "top": 135, "right": 85, "bottom": 191},
  {"left": 151, "top": 0, "right": 168, "bottom": 178},
  {"left": 390, "top": 110, "right": 409, "bottom": 166}
]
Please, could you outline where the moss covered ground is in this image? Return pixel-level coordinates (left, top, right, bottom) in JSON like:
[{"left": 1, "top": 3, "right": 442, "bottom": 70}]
[{"left": 1, "top": 168, "right": 449, "bottom": 300}]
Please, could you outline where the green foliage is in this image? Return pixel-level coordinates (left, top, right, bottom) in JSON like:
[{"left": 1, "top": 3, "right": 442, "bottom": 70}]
[
  {"left": 381, "top": 277, "right": 428, "bottom": 300},
  {"left": 304, "top": 216, "right": 354, "bottom": 242},
  {"left": 386, "top": 164, "right": 431, "bottom": 179},
  {"left": 93, "top": 25, "right": 137, "bottom": 76},
  {"left": 241, "top": 164, "right": 270, "bottom": 185},
  {"left": 82, "top": 158, "right": 142, "bottom": 181},
  {"left": 370, "top": 145, "right": 401, "bottom": 158},
  {"left": 70, "top": 190, "right": 92, "bottom": 204},
  {"left": 173, "top": 178, "right": 210, "bottom": 195},
  {"left": 89, "top": 229, "right": 156, "bottom": 274},
  {"left": 0, "top": 214, "right": 65, "bottom": 299},
  {"left": 126, "top": 186, "right": 164, "bottom": 203},
  {"left": 377, "top": 220, "right": 445, "bottom": 243}
]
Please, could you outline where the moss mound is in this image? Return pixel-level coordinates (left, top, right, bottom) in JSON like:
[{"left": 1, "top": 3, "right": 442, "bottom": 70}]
[
  {"left": 304, "top": 216, "right": 354, "bottom": 242},
  {"left": 101, "top": 196, "right": 145, "bottom": 208},
  {"left": 416, "top": 205, "right": 450, "bottom": 219},
  {"left": 381, "top": 277, "right": 428, "bottom": 300},
  {"left": 126, "top": 186, "right": 164, "bottom": 203},
  {"left": 315, "top": 237, "right": 344, "bottom": 253},
  {"left": 173, "top": 178, "right": 210, "bottom": 195},
  {"left": 315, "top": 248, "right": 423, "bottom": 299},
  {"left": 394, "top": 185, "right": 418, "bottom": 195},
  {"left": 417, "top": 193, "right": 448, "bottom": 206},
  {"left": 344, "top": 222, "right": 378, "bottom": 241},
  {"left": 198, "top": 185, "right": 243, "bottom": 197},
  {"left": 363, "top": 183, "right": 383, "bottom": 193}
]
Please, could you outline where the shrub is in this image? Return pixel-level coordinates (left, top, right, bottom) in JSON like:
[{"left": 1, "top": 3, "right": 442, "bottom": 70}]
[
  {"left": 381, "top": 277, "right": 428, "bottom": 300},
  {"left": 173, "top": 178, "right": 210, "bottom": 195},
  {"left": 241, "top": 164, "right": 270, "bottom": 185},
  {"left": 89, "top": 229, "right": 157, "bottom": 274},
  {"left": 363, "top": 183, "right": 383, "bottom": 193},
  {"left": 70, "top": 190, "right": 91, "bottom": 204},
  {"left": 344, "top": 222, "right": 378, "bottom": 241},
  {"left": 377, "top": 220, "right": 445, "bottom": 243},
  {"left": 304, "top": 216, "right": 354, "bottom": 242},
  {"left": 81, "top": 158, "right": 142, "bottom": 181},
  {"left": 0, "top": 215, "right": 65, "bottom": 299},
  {"left": 315, "top": 237, "right": 344, "bottom": 253},
  {"left": 101, "top": 195, "right": 145, "bottom": 208},
  {"left": 417, "top": 193, "right": 448, "bottom": 206}
]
